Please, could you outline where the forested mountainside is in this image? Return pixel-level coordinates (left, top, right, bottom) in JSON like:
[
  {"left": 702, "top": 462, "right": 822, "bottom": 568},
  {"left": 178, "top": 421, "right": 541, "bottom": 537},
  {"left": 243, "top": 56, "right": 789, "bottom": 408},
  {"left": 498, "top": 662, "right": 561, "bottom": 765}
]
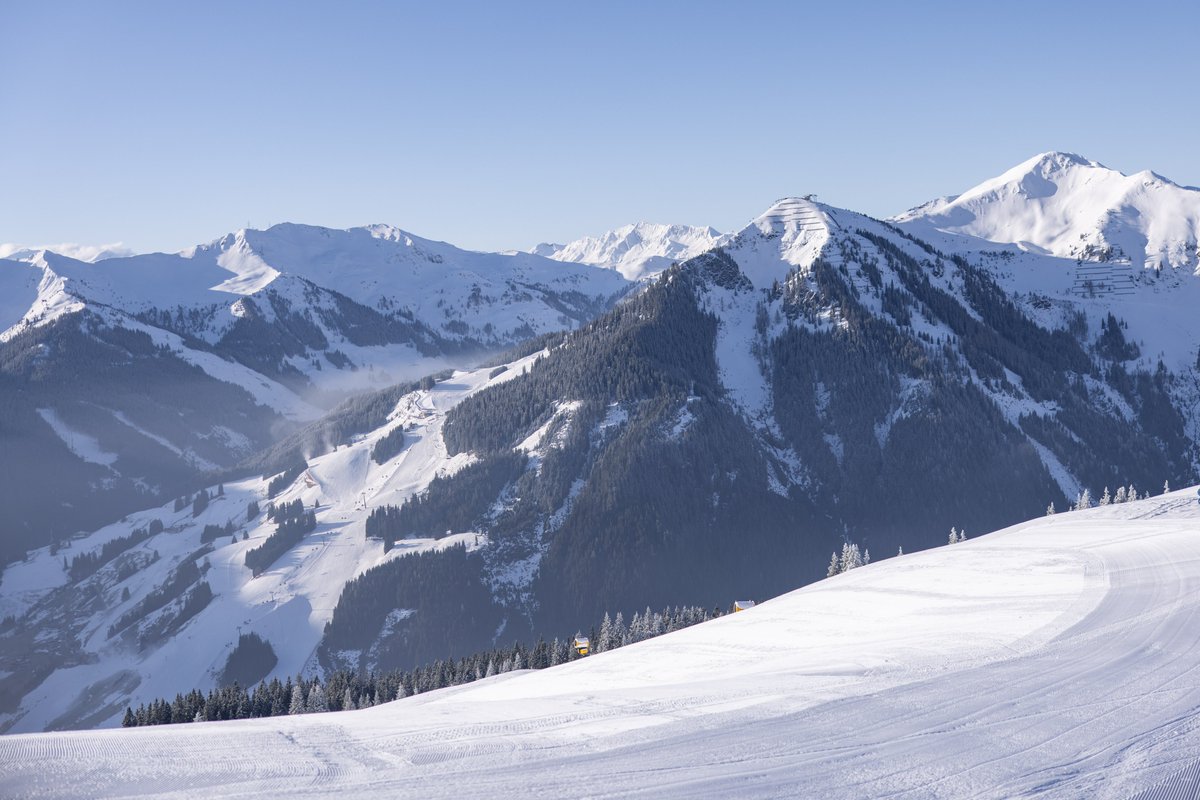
[
  {"left": 0, "top": 226, "right": 628, "bottom": 565},
  {"left": 4, "top": 168, "right": 1199, "bottom": 734},
  {"left": 371, "top": 199, "right": 1195, "bottom": 635}
]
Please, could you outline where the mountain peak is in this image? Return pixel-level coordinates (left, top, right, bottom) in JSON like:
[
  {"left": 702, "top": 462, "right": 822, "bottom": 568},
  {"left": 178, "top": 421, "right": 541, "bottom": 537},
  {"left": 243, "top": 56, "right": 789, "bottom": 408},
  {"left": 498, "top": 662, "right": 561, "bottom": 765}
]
[
  {"left": 531, "top": 221, "right": 725, "bottom": 281},
  {"left": 894, "top": 152, "right": 1200, "bottom": 273}
]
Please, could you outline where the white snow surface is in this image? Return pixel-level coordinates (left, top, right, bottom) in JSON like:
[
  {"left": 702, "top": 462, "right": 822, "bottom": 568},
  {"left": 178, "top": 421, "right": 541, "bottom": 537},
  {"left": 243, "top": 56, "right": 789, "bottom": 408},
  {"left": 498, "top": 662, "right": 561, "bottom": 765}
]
[
  {"left": 531, "top": 221, "right": 726, "bottom": 280},
  {"left": 5, "top": 490, "right": 1200, "bottom": 798},
  {"left": 895, "top": 151, "right": 1200, "bottom": 274}
]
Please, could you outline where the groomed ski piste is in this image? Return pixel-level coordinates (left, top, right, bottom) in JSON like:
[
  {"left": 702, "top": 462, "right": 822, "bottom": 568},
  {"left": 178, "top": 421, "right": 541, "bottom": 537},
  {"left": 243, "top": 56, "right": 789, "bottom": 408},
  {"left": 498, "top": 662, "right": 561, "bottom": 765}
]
[{"left": 4, "top": 489, "right": 1200, "bottom": 799}]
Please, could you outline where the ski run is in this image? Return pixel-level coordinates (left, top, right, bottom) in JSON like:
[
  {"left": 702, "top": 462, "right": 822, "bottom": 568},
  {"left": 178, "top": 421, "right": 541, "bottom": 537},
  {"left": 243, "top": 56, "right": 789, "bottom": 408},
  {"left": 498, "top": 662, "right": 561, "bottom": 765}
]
[{"left": 3, "top": 489, "right": 1200, "bottom": 798}]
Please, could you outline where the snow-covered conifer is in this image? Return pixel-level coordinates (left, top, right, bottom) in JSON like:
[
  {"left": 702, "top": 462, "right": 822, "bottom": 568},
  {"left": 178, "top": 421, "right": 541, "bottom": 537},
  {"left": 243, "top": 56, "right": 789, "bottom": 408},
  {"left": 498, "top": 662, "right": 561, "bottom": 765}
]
[
  {"left": 1099, "top": 487, "right": 1111, "bottom": 506},
  {"left": 598, "top": 613, "right": 613, "bottom": 653},
  {"left": 288, "top": 684, "right": 305, "bottom": 715},
  {"left": 1164, "top": 480, "right": 1171, "bottom": 494},
  {"left": 306, "top": 683, "right": 327, "bottom": 713},
  {"left": 827, "top": 552, "right": 840, "bottom": 577},
  {"left": 1114, "top": 486, "right": 1127, "bottom": 504},
  {"left": 1046, "top": 502, "right": 1056, "bottom": 515},
  {"left": 949, "top": 527, "right": 959, "bottom": 545}
]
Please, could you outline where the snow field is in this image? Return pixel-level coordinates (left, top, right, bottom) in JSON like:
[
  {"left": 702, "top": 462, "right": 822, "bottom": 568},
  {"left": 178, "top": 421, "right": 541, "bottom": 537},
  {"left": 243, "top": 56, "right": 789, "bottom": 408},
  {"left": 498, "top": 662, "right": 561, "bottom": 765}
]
[{"left": 5, "top": 490, "right": 1200, "bottom": 798}]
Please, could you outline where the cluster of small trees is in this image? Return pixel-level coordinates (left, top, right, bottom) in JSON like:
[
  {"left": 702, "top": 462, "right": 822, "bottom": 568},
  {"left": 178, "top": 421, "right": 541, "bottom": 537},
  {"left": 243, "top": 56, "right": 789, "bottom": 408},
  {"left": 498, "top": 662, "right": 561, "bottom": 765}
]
[
  {"left": 1048, "top": 480, "right": 1170, "bottom": 515},
  {"left": 123, "top": 603, "right": 722, "bottom": 728},
  {"left": 173, "top": 485, "right": 223, "bottom": 517},
  {"left": 826, "top": 542, "right": 870, "bottom": 576},
  {"left": 107, "top": 556, "right": 207, "bottom": 639},
  {"left": 244, "top": 500, "right": 316, "bottom": 577},
  {"left": 948, "top": 527, "right": 967, "bottom": 544},
  {"left": 266, "top": 462, "right": 307, "bottom": 499},
  {"left": 65, "top": 521, "right": 161, "bottom": 580},
  {"left": 370, "top": 426, "right": 406, "bottom": 465}
]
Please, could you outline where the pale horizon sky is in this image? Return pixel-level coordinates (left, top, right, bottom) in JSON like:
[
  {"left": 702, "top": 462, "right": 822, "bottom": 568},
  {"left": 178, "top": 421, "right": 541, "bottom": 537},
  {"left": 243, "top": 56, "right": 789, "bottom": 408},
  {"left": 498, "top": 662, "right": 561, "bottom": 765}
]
[{"left": 2, "top": 0, "right": 1197, "bottom": 255}]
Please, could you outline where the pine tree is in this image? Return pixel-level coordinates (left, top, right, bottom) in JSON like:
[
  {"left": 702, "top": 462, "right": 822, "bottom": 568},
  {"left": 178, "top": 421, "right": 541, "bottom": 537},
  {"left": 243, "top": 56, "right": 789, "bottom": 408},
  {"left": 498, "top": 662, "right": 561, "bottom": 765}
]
[
  {"left": 827, "top": 552, "right": 840, "bottom": 577},
  {"left": 949, "top": 527, "right": 959, "bottom": 545},
  {"left": 1046, "top": 502, "right": 1056, "bottom": 515},
  {"left": 1114, "top": 487, "right": 1127, "bottom": 504},
  {"left": 342, "top": 687, "right": 354, "bottom": 711},
  {"left": 1079, "top": 488, "right": 1092, "bottom": 510},
  {"left": 1164, "top": 480, "right": 1171, "bottom": 494},
  {"left": 598, "top": 613, "right": 613, "bottom": 653},
  {"left": 306, "top": 683, "right": 327, "bottom": 713},
  {"left": 1099, "top": 487, "right": 1111, "bottom": 506},
  {"left": 288, "top": 684, "right": 305, "bottom": 715},
  {"left": 897, "top": 545, "right": 904, "bottom": 556}
]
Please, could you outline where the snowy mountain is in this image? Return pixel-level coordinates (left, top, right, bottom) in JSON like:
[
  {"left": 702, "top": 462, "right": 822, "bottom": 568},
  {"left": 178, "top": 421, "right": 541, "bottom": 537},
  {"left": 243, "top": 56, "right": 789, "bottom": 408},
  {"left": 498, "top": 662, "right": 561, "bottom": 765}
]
[
  {"left": 5, "top": 487, "right": 1200, "bottom": 799},
  {"left": 0, "top": 225, "right": 629, "bottom": 566},
  {"left": 7, "top": 185, "right": 1199, "bottom": 735},
  {"left": 894, "top": 151, "right": 1200, "bottom": 274},
  {"left": 531, "top": 221, "right": 726, "bottom": 280},
  {"left": 0, "top": 356, "right": 538, "bottom": 733},
  {"left": 0, "top": 242, "right": 134, "bottom": 263}
]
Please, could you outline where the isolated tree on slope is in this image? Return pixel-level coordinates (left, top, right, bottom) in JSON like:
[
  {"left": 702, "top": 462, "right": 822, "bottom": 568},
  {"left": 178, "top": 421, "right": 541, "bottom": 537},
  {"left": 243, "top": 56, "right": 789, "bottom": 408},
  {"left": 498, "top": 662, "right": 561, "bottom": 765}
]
[
  {"left": 1164, "top": 480, "right": 1171, "bottom": 494},
  {"left": 1046, "top": 502, "right": 1056, "bottom": 516}
]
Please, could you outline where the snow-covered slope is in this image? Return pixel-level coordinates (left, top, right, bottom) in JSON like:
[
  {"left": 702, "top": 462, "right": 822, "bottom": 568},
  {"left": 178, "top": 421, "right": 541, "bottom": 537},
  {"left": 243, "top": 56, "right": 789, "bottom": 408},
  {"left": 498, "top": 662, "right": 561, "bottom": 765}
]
[
  {"left": 0, "top": 354, "right": 540, "bottom": 734},
  {"left": 5, "top": 489, "right": 1200, "bottom": 799},
  {"left": 0, "top": 223, "right": 630, "bottom": 566},
  {"left": 531, "top": 221, "right": 725, "bottom": 280},
  {"left": 2, "top": 223, "right": 630, "bottom": 394},
  {"left": 895, "top": 151, "right": 1200, "bottom": 274},
  {"left": 0, "top": 242, "right": 133, "bottom": 262}
]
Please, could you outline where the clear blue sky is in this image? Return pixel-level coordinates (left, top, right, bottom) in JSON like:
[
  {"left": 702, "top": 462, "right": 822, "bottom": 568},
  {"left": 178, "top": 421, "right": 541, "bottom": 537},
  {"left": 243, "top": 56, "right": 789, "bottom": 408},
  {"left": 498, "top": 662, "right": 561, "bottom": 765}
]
[{"left": 2, "top": 0, "right": 1197, "bottom": 254}]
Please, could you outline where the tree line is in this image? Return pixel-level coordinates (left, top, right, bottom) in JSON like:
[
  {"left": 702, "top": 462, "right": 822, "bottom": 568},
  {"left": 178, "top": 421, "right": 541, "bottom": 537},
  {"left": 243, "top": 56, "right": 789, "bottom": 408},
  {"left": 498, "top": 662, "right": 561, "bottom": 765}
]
[{"left": 122, "top": 603, "right": 726, "bottom": 727}]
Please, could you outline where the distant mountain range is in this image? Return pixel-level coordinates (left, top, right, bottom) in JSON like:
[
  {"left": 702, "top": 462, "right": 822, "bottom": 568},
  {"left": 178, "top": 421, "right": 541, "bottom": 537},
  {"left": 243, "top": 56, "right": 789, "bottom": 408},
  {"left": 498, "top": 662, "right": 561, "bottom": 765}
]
[
  {"left": 2, "top": 152, "right": 1199, "bottom": 734},
  {"left": 0, "top": 225, "right": 629, "bottom": 566}
]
